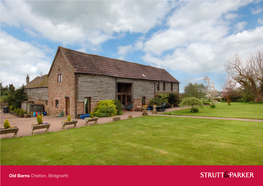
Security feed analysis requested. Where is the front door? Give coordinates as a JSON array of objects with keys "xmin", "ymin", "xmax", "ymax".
[
  {"xmin": 65, "ymin": 97, "xmax": 70, "ymax": 115},
  {"xmin": 85, "ymin": 97, "xmax": 91, "ymax": 114},
  {"xmin": 142, "ymin": 97, "xmax": 146, "ymax": 106}
]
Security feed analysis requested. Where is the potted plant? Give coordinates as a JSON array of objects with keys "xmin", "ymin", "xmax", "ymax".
[
  {"xmin": 31, "ymin": 115, "xmax": 50, "ymax": 134},
  {"xmin": 0, "ymin": 119, "xmax": 19, "ymax": 137},
  {"xmin": 24, "ymin": 112, "xmax": 31, "ymax": 118},
  {"xmin": 142, "ymin": 105, "xmax": 148, "ymax": 116},
  {"xmin": 16, "ymin": 109, "xmax": 20, "ymax": 117},
  {"xmin": 19, "ymin": 108, "xmax": 25, "ymax": 118},
  {"xmin": 61, "ymin": 115, "xmax": 78, "ymax": 130}
]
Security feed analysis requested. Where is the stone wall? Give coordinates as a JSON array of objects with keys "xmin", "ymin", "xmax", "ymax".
[
  {"xmin": 26, "ymin": 87, "xmax": 48, "ymax": 100},
  {"xmin": 48, "ymin": 50, "xmax": 77, "ymax": 117}
]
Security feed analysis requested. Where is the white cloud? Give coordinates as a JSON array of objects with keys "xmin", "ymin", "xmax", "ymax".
[
  {"xmin": 225, "ymin": 13, "xmax": 239, "ymax": 20},
  {"xmin": 233, "ymin": 21, "xmax": 247, "ymax": 33},
  {"xmin": 258, "ymin": 18, "xmax": 263, "ymax": 24},
  {"xmin": 0, "ymin": 31, "xmax": 51, "ymax": 87},
  {"xmin": 1, "ymin": 0, "xmax": 174, "ymax": 47},
  {"xmin": 251, "ymin": 6, "xmax": 263, "ymax": 14},
  {"xmin": 141, "ymin": 1, "xmax": 262, "ymax": 74},
  {"xmin": 117, "ymin": 45, "xmax": 133, "ymax": 60}
]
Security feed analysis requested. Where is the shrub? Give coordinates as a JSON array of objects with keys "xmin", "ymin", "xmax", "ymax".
[
  {"xmin": 101, "ymin": 113, "xmax": 107, "ymax": 117},
  {"xmin": 168, "ymin": 93, "xmax": 179, "ymax": 106},
  {"xmin": 94, "ymin": 100, "xmax": 117, "ymax": 117},
  {"xmin": 14, "ymin": 108, "xmax": 16, "ymax": 113},
  {"xmin": 190, "ymin": 108, "xmax": 199, "ymax": 113},
  {"xmin": 150, "ymin": 97, "xmax": 163, "ymax": 106},
  {"xmin": 90, "ymin": 111, "xmax": 94, "ymax": 118},
  {"xmin": 210, "ymin": 105, "xmax": 216, "ymax": 108},
  {"xmin": 9, "ymin": 105, "xmax": 13, "ymax": 110},
  {"xmin": 4, "ymin": 119, "xmax": 11, "ymax": 129},
  {"xmin": 114, "ymin": 99, "xmax": 123, "ymax": 115},
  {"xmin": 16, "ymin": 109, "xmax": 20, "ymax": 115},
  {"xmin": 20, "ymin": 108, "xmax": 24, "ymax": 115},
  {"xmin": 179, "ymin": 97, "xmax": 204, "ymax": 113},
  {"xmin": 37, "ymin": 114, "xmax": 43, "ymax": 124},
  {"xmin": 67, "ymin": 115, "xmax": 71, "ymax": 121}
]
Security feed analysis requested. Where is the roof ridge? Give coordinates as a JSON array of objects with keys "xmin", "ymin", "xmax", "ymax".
[{"xmin": 59, "ymin": 46, "xmax": 164, "ymax": 70}]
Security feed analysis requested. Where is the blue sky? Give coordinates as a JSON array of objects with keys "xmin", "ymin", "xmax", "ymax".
[{"xmin": 1, "ymin": 0, "xmax": 263, "ymax": 92}]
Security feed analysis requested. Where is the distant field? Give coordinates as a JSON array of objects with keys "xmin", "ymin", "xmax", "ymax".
[
  {"xmin": 1, "ymin": 116, "xmax": 262, "ymax": 165},
  {"xmin": 164, "ymin": 102, "xmax": 263, "ymax": 119}
]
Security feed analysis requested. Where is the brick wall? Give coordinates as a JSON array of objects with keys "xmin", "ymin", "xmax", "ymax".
[{"xmin": 48, "ymin": 50, "xmax": 76, "ymax": 117}]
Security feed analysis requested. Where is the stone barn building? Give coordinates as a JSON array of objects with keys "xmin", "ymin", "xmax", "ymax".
[{"xmin": 25, "ymin": 46, "xmax": 180, "ymax": 118}]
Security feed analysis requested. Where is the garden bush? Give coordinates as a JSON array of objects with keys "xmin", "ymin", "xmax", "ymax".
[
  {"xmin": 210, "ymin": 105, "xmax": 216, "ymax": 108},
  {"xmin": 190, "ymin": 108, "xmax": 199, "ymax": 113},
  {"xmin": 179, "ymin": 97, "xmax": 203, "ymax": 113},
  {"xmin": 37, "ymin": 115, "xmax": 43, "ymax": 124},
  {"xmin": 20, "ymin": 108, "xmax": 24, "ymax": 115},
  {"xmin": 168, "ymin": 93, "xmax": 179, "ymax": 106},
  {"xmin": 94, "ymin": 100, "xmax": 117, "ymax": 117},
  {"xmin": 16, "ymin": 109, "xmax": 20, "ymax": 115},
  {"xmin": 114, "ymin": 99, "xmax": 123, "ymax": 115},
  {"xmin": 4, "ymin": 119, "xmax": 11, "ymax": 129}
]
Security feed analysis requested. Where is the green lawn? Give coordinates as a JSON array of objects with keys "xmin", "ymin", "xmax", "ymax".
[
  {"xmin": 164, "ymin": 102, "xmax": 263, "ymax": 119},
  {"xmin": 1, "ymin": 116, "xmax": 262, "ymax": 165}
]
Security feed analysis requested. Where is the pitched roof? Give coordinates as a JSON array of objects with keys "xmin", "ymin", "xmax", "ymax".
[
  {"xmin": 58, "ymin": 46, "xmax": 179, "ymax": 83},
  {"xmin": 25, "ymin": 74, "xmax": 48, "ymax": 88}
]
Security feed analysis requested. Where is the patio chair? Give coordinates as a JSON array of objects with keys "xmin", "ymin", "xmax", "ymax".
[{"xmin": 56, "ymin": 111, "xmax": 64, "ymax": 117}]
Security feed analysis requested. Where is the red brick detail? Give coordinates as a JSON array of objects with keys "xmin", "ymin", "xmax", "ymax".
[{"xmin": 48, "ymin": 50, "xmax": 77, "ymax": 117}]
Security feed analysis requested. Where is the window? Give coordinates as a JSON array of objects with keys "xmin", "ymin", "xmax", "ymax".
[
  {"xmin": 171, "ymin": 83, "xmax": 173, "ymax": 91},
  {"xmin": 157, "ymin": 82, "xmax": 159, "ymax": 91},
  {"xmin": 163, "ymin": 82, "xmax": 165, "ymax": 91},
  {"xmin": 57, "ymin": 74, "xmax": 62, "ymax": 82},
  {"xmin": 55, "ymin": 100, "xmax": 59, "ymax": 108}
]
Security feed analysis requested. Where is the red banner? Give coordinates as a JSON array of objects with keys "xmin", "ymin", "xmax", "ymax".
[{"xmin": 1, "ymin": 166, "xmax": 262, "ymax": 186}]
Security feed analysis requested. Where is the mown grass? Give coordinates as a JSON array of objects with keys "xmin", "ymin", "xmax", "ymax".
[
  {"xmin": 164, "ymin": 102, "xmax": 263, "ymax": 119},
  {"xmin": 1, "ymin": 116, "xmax": 262, "ymax": 165}
]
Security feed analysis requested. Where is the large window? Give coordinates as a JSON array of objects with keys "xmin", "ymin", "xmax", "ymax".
[
  {"xmin": 171, "ymin": 83, "xmax": 173, "ymax": 91},
  {"xmin": 156, "ymin": 82, "xmax": 159, "ymax": 91},
  {"xmin": 163, "ymin": 82, "xmax": 165, "ymax": 91},
  {"xmin": 57, "ymin": 74, "xmax": 62, "ymax": 82}
]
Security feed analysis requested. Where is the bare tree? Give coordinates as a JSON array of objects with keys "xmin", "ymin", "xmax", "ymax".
[{"xmin": 225, "ymin": 50, "xmax": 263, "ymax": 102}]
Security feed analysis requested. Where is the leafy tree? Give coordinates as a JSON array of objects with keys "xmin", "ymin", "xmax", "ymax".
[
  {"xmin": 6, "ymin": 84, "xmax": 16, "ymax": 107},
  {"xmin": 179, "ymin": 97, "xmax": 204, "ymax": 112},
  {"xmin": 184, "ymin": 83, "xmax": 206, "ymax": 99},
  {"xmin": 7, "ymin": 85, "xmax": 27, "ymax": 108}
]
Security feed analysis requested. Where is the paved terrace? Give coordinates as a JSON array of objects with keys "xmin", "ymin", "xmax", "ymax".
[{"xmin": 1, "ymin": 107, "xmax": 262, "ymax": 139}]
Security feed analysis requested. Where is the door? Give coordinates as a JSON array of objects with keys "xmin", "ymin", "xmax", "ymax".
[
  {"xmin": 142, "ymin": 97, "xmax": 146, "ymax": 106},
  {"xmin": 65, "ymin": 97, "xmax": 70, "ymax": 115},
  {"xmin": 84, "ymin": 97, "xmax": 91, "ymax": 114}
]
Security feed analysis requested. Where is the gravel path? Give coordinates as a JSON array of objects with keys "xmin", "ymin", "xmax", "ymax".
[{"xmin": 1, "ymin": 107, "xmax": 262, "ymax": 139}]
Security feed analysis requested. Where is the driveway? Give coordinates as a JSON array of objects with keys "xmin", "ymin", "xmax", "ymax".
[{"xmin": 0, "ymin": 108, "xmax": 181, "ymax": 139}]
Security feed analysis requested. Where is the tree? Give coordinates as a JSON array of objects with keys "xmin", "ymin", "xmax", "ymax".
[
  {"xmin": 225, "ymin": 49, "xmax": 263, "ymax": 102},
  {"xmin": 179, "ymin": 97, "xmax": 203, "ymax": 112},
  {"xmin": 184, "ymin": 83, "xmax": 206, "ymax": 99},
  {"xmin": 222, "ymin": 76, "xmax": 236, "ymax": 105},
  {"xmin": 7, "ymin": 85, "xmax": 27, "ymax": 108},
  {"xmin": 204, "ymin": 76, "xmax": 217, "ymax": 105}
]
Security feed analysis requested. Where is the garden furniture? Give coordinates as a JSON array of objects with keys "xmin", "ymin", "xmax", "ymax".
[
  {"xmin": 0, "ymin": 127, "xmax": 19, "ymax": 137},
  {"xmin": 85, "ymin": 117, "xmax": 99, "ymax": 126}
]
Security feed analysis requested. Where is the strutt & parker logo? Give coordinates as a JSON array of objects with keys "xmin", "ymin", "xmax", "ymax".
[{"xmin": 200, "ymin": 171, "xmax": 254, "ymax": 178}]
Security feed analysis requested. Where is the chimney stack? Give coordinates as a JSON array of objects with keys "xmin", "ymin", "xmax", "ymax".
[{"xmin": 26, "ymin": 74, "xmax": 30, "ymax": 84}]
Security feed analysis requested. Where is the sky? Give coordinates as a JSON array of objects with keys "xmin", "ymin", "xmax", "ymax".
[{"xmin": 0, "ymin": 0, "xmax": 263, "ymax": 92}]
